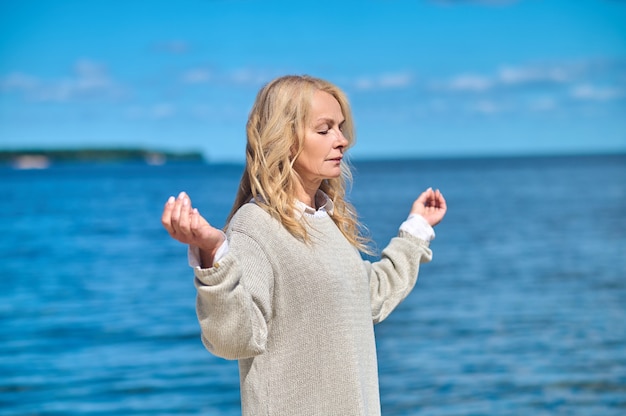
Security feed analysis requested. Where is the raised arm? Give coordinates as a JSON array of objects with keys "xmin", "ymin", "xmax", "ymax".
[
  {"xmin": 368, "ymin": 188, "xmax": 447, "ymax": 323},
  {"xmin": 162, "ymin": 192, "xmax": 272, "ymax": 359}
]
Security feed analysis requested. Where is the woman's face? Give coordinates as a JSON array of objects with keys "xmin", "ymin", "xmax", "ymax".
[{"xmin": 293, "ymin": 90, "xmax": 349, "ymax": 188}]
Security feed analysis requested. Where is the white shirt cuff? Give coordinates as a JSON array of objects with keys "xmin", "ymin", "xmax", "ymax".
[
  {"xmin": 400, "ymin": 214, "xmax": 435, "ymax": 242},
  {"xmin": 187, "ymin": 231, "xmax": 229, "ymax": 268}
]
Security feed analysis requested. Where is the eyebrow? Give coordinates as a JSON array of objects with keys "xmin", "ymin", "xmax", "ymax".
[{"xmin": 314, "ymin": 117, "xmax": 345, "ymax": 126}]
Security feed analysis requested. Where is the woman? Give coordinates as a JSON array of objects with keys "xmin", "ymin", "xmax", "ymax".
[{"xmin": 161, "ymin": 75, "xmax": 446, "ymax": 415}]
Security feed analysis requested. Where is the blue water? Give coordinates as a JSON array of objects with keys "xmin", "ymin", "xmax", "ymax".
[{"xmin": 1, "ymin": 155, "xmax": 625, "ymax": 415}]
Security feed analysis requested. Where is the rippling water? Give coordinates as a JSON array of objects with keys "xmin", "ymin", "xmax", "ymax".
[{"xmin": 1, "ymin": 155, "xmax": 625, "ymax": 415}]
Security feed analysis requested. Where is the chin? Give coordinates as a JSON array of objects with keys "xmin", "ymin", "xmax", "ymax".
[{"xmin": 326, "ymin": 170, "xmax": 342, "ymax": 179}]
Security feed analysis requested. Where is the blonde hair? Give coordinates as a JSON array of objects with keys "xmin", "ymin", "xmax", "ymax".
[{"xmin": 225, "ymin": 75, "xmax": 371, "ymax": 252}]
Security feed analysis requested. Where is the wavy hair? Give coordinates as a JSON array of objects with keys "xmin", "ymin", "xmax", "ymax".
[{"xmin": 225, "ymin": 75, "xmax": 371, "ymax": 252}]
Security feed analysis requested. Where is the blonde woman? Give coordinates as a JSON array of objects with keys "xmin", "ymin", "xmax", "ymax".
[{"xmin": 161, "ymin": 75, "xmax": 447, "ymax": 415}]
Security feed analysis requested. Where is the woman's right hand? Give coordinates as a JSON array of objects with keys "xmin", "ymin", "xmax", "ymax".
[{"xmin": 161, "ymin": 192, "xmax": 225, "ymax": 258}]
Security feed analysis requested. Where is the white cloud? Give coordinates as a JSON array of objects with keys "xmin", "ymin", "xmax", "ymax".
[
  {"xmin": 570, "ymin": 84, "xmax": 623, "ymax": 101},
  {"xmin": 354, "ymin": 77, "xmax": 374, "ymax": 90},
  {"xmin": 69, "ymin": 59, "xmax": 118, "ymax": 96},
  {"xmin": 177, "ymin": 67, "xmax": 415, "ymax": 92},
  {"xmin": 124, "ymin": 103, "xmax": 176, "ymax": 120},
  {"xmin": 470, "ymin": 99, "xmax": 505, "ymax": 114},
  {"xmin": 229, "ymin": 68, "xmax": 276, "ymax": 87},
  {"xmin": 529, "ymin": 97, "xmax": 558, "ymax": 112},
  {"xmin": 0, "ymin": 72, "xmax": 40, "ymax": 91},
  {"xmin": 178, "ymin": 66, "xmax": 285, "ymax": 89},
  {"xmin": 152, "ymin": 103, "xmax": 176, "ymax": 119},
  {"xmin": 498, "ymin": 65, "xmax": 569, "ymax": 85},
  {"xmin": 447, "ymin": 74, "xmax": 493, "ymax": 92},
  {"xmin": 1, "ymin": 59, "xmax": 126, "ymax": 102},
  {"xmin": 182, "ymin": 68, "xmax": 212, "ymax": 84},
  {"xmin": 353, "ymin": 72, "xmax": 414, "ymax": 91},
  {"xmin": 434, "ymin": 63, "xmax": 574, "ymax": 94},
  {"xmin": 378, "ymin": 72, "xmax": 413, "ymax": 88},
  {"xmin": 422, "ymin": 58, "xmax": 624, "ymax": 119}
]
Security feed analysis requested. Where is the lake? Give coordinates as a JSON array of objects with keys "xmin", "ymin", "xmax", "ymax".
[{"xmin": 1, "ymin": 155, "xmax": 624, "ymax": 415}]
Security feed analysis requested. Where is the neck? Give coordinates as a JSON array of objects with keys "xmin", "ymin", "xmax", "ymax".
[{"xmin": 295, "ymin": 179, "xmax": 321, "ymax": 209}]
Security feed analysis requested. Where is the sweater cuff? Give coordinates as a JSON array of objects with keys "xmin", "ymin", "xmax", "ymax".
[
  {"xmin": 188, "ymin": 231, "xmax": 229, "ymax": 269},
  {"xmin": 399, "ymin": 214, "xmax": 435, "ymax": 242}
]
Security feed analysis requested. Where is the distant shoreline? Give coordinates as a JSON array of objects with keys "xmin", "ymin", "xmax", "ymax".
[
  {"xmin": 352, "ymin": 151, "xmax": 626, "ymax": 164},
  {"xmin": 1, "ymin": 148, "xmax": 623, "ymax": 170},
  {"xmin": 0, "ymin": 148, "xmax": 205, "ymax": 169}
]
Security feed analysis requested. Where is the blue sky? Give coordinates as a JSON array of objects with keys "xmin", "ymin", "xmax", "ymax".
[{"xmin": 1, "ymin": 0, "xmax": 625, "ymax": 161}]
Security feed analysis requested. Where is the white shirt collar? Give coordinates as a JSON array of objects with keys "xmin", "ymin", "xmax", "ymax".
[
  {"xmin": 250, "ymin": 190, "xmax": 335, "ymax": 219},
  {"xmin": 295, "ymin": 190, "xmax": 334, "ymax": 218}
]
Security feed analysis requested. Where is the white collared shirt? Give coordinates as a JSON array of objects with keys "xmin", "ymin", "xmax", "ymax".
[
  {"xmin": 189, "ymin": 190, "xmax": 434, "ymax": 268},
  {"xmin": 294, "ymin": 189, "xmax": 335, "ymax": 218}
]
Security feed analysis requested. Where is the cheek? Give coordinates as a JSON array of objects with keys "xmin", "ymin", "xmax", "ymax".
[
  {"xmin": 294, "ymin": 150, "xmax": 321, "ymax": 176},
  {"xmin": 300, "ymin": 143, "xmax": 320, "ymax": 164},
  {"xmin": 298, "ymin": 152, "xmax": 317, "ymax": 171}
]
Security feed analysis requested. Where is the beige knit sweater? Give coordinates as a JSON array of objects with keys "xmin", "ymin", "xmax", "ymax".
[{"xmin": 194, "ymin": 202, "xmax": 432, "ymax": 415}]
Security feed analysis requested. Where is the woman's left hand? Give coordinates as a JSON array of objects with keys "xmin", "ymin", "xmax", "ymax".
[{"xmin": 410, "ymin": 188, "xmax": 447, "ymax": 227}]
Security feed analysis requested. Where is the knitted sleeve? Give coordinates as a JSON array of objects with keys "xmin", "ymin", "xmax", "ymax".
[
  {"xmin": 194, "ymin": 230, "xmax": 274, "ymax": 360},
  {"xmin": 367, "ymin": 230, "xmax": 433, "ymax": 324}
]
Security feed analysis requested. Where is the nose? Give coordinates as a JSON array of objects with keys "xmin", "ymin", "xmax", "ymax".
[{"xmin": 335, "ymin": 129, "xmax": 349, "ymax": 149}]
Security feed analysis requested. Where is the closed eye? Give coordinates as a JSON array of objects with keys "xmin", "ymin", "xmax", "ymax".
[{"xmin": 316, "ymin": 123, "xmax": 330, "ymax": 135}]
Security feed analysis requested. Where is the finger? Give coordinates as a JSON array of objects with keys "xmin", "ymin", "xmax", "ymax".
[
  {"xmin": 161, "ymin": 196, "xmax": 176, "ymax": 233},
  {"xmin": 431, "ymin": 189, "xmax": 441, "ymax": 207},
  {"xmin": 416, "ymin": 187, "xmax": 433, "ymax": 205},
  {"xmin": 191, "ymin": 208, "xmax": 199, "ymax": 236},
  {"xmin": 429, "ymin": 190, "xmax": 445, "ymax": 212},
  {"xmin": 427, "ymin": 188, "xmax": 440, "ymax": 207},
  {"xmin": 177, "ymin": 196, "xmax": 193, "ymax": 236},
  {"xmin": 170, "ymin": 192, "xmax": 187, "ymax": 232},
  {"xmin": 437, "ymin": 191, "xmax": 447, "ymax": 211}
]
